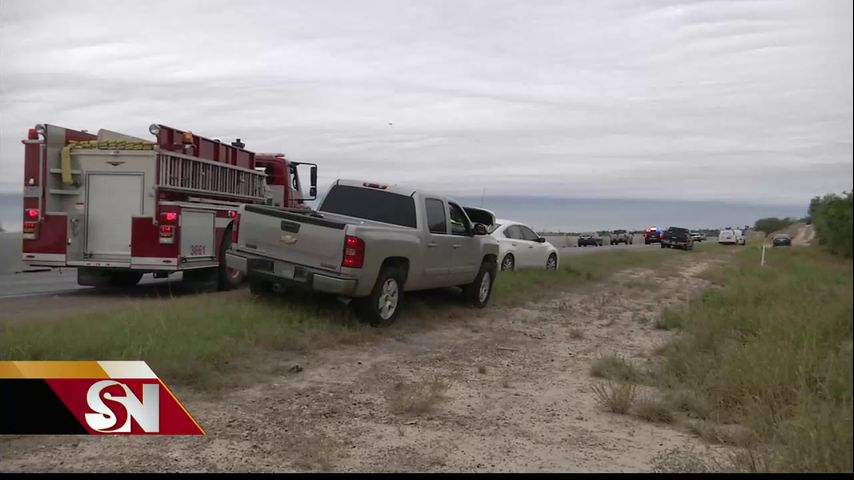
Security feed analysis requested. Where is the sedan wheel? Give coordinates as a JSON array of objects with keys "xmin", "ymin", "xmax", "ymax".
[
  {"xmin": 501, "ymin": 254, "xmax": 515, "ymax": 271},
  {"xmin": 546, "ymin": 254, "xmax": 557, "ymax": 271}
]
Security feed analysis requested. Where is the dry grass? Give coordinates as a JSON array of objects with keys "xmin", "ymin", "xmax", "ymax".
[
  {"xmin": 591, "ymin": 381, "xmax": 636, "ymax": 414},
  {"xmin": 654, "ymin": 308, "xmax": 683, "ymax": 330},
  {"xmin": 633, "ymin": 397, "xmax": 674, "ymax": 424},
  {"xmin": 569, "ymin": 328, "xmax": 584, "ymax": 339},
  {"xmin": 654, "ymin": 246, "xmax": 853, "ymax": 472},
  {"xmin": 685, "ymin": 420, "xmax": 756, "ymax": 448},
  {"xmin": 664, "ymin": 389, "xmax": 712, "ymax": 420},
  {"xmin": 590, "ymin": 354, "xmax": 644, "ymax": 382},
  {"xmin": 386, "ymin": 377, "xmax": 449, "ymax": 416},
  {"xmin": 651, "ymin": 446, "xmax": 730, "ymax": 473}
]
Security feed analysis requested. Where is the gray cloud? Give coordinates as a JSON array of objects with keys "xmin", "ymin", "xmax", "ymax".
[{"xmin": 1, "ymin": 0, "xmax": 851, "ymax": 205}]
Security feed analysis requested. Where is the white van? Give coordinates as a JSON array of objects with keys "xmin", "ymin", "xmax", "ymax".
[{"xmin": 718, "ymin": 228, "xmax": 745, "ymax": 245}]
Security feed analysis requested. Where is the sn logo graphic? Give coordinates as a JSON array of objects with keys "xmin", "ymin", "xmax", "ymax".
[{"xmin": 84, "ymin": 380, "xmax": 160, "ymax": 433}]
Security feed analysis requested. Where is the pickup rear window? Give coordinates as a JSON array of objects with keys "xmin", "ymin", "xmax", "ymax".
[{"xmin": 320, "ymin": 185, "xmax": 417, "ymax": 228}]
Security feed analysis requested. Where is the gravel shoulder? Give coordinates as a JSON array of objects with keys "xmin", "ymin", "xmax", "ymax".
[{"xmin": 0, "ymin": 251, "xmax": 732, "ymax": 472}]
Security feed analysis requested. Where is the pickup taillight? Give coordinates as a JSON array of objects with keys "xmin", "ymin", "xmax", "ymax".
[{"xmin": 342, "ymin": 235, "xmax": 365, "ymax": 268}]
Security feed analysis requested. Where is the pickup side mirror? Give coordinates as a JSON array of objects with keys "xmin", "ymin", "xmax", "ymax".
[
  {"xmin": 473, "ymin": 223, "xmax": 488, "ymax": 235},
  {"xmin": 536, "ymin": 237, "xmax": 546, "ymax": 243},
  {"xmin": 309, "ymin": 186, "xmax": 317, "ymax": 198},
  {"xmin": 310, "ymin": 165, "xmax": 317, "ymax": 188}
]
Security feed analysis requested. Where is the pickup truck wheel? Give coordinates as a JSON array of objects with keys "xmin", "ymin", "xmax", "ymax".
[
  {"xmin": 463, "ymin": 261, "xmax": 496, "ymax": 308},
  {"xmin": 359, "ymin": 267, "xmax": 404, "ymax": 327},
  {"xmin": 546, "ymin": 254, "xmax": 557, "ymax": 271},
  {"xmin": 217, "ymin": 227, "xmax": 243, "ymax": 291},
  {"xmin": 500, "ymin": 254, "xmax": 515, "ymax": 271}
]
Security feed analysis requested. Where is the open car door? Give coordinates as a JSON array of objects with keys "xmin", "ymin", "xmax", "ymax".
[{"xmin": 463, "ymin": 206, "xmax": 496, "ymax": 228}]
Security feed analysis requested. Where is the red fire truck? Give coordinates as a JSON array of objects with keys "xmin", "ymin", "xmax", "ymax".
[{"xmin": 21, "ymin": 123, "xmax": 317, "ymax": 290}]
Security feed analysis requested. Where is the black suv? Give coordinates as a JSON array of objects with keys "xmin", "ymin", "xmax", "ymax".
[{"xmin": 660, "ymin": 227, "xmax": 694, "ymax": 250}]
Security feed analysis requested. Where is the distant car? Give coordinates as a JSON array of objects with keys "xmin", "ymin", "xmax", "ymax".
[
  {"xmin": 643, "ymin": 227, "xmax": 661, "ymax": 244},
  {"xmin": 718, "ymin": 228, "xmax": 746, "ymax": 245},
  {"xmin": 690, "ymin": 231, "xmax": 706, "ymax": 242},
  {"xmin": 578, "ymin": 232, "xmax": 603, "ymax": 247},
  {"xmin": 772, "ymin": 233, "xmax": 792, "ymax": 247},
  {"xmin": 661, "ymin": 227, "xmax": 694, "ymax": 250},
  {"xmin": 491, "ymin": 220, "xmax": 559, "ymax": 271},
  {"xmin": 610, "ymin": 229, "xmax": 633, "ymax": 245}
]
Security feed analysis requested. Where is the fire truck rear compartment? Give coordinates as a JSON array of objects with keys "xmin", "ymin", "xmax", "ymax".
[{"xmin": 85, "ymin": 173, "xmax": 144, "ymax": 259}]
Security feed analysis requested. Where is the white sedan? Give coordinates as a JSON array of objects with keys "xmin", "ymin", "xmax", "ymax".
[{"xmin": 490, "ymin": 219, "xmax": 559, "ymax": 272}]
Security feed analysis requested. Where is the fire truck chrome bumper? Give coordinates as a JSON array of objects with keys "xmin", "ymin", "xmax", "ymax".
[{"xmin": 22, "ymin": 253, "xmax": 67, "ymax": 266}]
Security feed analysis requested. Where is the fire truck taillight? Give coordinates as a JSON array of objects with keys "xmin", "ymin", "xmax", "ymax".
[
  {"xmin": 159, "ymin": 225, "xmax": 175, "ymax": 244},
  {"xmin": 159, "ymin": 211, "xmax": 178, "ymax": 244},
  {"xmin": 23, "ymin": 209, "xmax": 39, "ymax": 240},
  {"xmin": 23, "ymin": 221, "xmax": 38, "ymax": 240},
  {"xmin": 342, "ymin": 235, "xmax": 365, "ymax": 268}
]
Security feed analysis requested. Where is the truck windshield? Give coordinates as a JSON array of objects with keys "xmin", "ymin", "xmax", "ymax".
[{"xmin": 320, "ymin": 185, "xmax": 417, "ymax": 228}]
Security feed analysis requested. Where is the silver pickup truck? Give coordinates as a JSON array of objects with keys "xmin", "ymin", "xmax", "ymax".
[{"xmin": 226, "ymin": 179, "xmax": 500, "ymax": 326}]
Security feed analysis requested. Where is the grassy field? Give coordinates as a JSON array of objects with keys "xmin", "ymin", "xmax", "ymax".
[
  {"xmin": 650, "ymin": 245, "xmax": 852, "ymax": 472},
  {"xmin": 1, "ymin": 249, "xmax": 672, "ymax": 390}
]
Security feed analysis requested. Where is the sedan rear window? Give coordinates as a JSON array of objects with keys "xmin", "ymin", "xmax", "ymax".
[{"xmin": 320, "ymin": 185, "xmax": 417, "ymax": 228}]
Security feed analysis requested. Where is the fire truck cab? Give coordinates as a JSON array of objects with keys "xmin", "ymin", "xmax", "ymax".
[{"xmin": 21, "ymin": 123, "xmax": 317, "ymax": 290}]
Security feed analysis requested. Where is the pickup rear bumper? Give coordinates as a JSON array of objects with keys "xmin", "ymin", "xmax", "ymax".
[{"xmin": 226, "ymin": 251, "xmax": 358, "ymax": 297}]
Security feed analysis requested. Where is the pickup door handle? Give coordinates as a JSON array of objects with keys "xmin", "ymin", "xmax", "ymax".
[
  {"xmin": 511, "ymin": 243, "xmax": 518, "ymax": 246},
  {"xmin": 452, "ymin": 244, "xmax": 461, "ymax": 249},
  {"xmin": 427, "ymin": 242, "xmax": 438, "ymax": 248}
]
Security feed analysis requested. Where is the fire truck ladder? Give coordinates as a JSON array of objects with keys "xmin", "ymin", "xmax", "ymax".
[{"xmin": 157, "ymin": 152, "xmax": 267, "ymax": 202}]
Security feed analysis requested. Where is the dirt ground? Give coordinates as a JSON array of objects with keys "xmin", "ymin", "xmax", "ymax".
[{"xmin": 0, "ymin": 252, "xmax": 732, "ymax": 472}]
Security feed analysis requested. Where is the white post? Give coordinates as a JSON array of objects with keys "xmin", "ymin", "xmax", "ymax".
[{"xmin": 761, "ymin": 244, "xmax": 766, "ymax": 267}]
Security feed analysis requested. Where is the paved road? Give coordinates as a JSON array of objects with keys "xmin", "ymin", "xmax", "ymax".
[
  {"xmin": 0, "ymin": 269, "xmax": 183, "ymax": 299},
  {"xmin": 0, "ymin": 241, "xmax": 658, "ymax": 301}
]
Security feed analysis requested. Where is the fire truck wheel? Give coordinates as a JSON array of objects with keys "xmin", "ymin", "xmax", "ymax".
[
  {"xmin": 183, "ymin": 268, "xmax": 218, "ymax": 292},
  {"xmin": 110, "ymin": 271, "xmax": 143, "ymax": 287},
  {"xmin": 217, "ymin": 227, "xmax": 243, "ymax": 291},
  {"xmin": 249, "ymin": 277, "xmax": 273, "ymax": 296}
]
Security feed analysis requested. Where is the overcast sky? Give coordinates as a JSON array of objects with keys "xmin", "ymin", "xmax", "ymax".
[{"xmin": 1, "ymin": 0, "xmax": 851, "ymax": 206}]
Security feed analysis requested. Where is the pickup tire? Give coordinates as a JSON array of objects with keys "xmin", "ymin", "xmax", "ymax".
[
  {"xmin": 358, "ymin": 267, "xmax": 405, "ymax": 327},
  {"xmin": 217, "ymin": 226, "xmax": 243, "ymax": 291},
  {"xmin": 462, "ymin": 260, "xmax": 497, "ymax": 308}
]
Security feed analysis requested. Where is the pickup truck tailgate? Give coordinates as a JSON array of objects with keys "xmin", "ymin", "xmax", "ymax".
[{"xmin": 237, "ymin": 205, "xmax": 346, "ymax": 272}]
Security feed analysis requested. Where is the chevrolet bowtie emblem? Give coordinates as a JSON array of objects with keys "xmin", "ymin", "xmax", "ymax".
[{"xmin": 280, "ymin": 234, "xmax": 297, "ymax": 245}]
